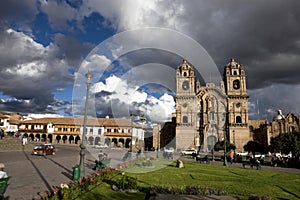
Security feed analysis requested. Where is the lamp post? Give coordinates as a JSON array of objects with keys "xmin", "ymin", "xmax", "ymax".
[
  {"xmin": 223, "ymin": 130, "xmax": 228, "ymax": 166},
  {"xmin": 233, "ymin": 130, "xmax": 236, "ymax": 154},
  {"xmin": 79, "ymin": 70, "xmax": 93, "ymax": 178}
]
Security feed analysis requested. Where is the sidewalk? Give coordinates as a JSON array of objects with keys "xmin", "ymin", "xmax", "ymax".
[{"xmin": 209, "ymin": 160, "xmax": 300, "ymax": 174}]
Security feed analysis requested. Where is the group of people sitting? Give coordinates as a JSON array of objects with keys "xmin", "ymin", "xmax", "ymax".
[
  {"xmin": 0, "ymin": 163, "xmax": 8, "ymax": 179},
  {"xmin": 98, "ymin": 150, "xmax": 108, "ymax": 162}
]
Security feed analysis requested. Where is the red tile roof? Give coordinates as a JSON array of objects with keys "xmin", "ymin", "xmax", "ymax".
[{"xmin": 20, "ymin": 117, "xmax": 142, "ymax": 128}]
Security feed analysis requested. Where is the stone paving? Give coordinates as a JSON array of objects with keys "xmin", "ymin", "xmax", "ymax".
[{"xmin": 1, "ymin": 138, "xmax": 299, "ymax": 199}]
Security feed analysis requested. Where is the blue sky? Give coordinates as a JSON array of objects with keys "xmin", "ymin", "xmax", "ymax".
[{"xmin": 0, "ymin": 0, "xmax": 300, "ymax": 123}]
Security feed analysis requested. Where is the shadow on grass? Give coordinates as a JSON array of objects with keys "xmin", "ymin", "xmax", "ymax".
[{"xmin": 275, "ymin": 185, "xmax": 300, "ymax": 199}]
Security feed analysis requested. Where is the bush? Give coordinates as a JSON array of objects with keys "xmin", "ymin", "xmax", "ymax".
[{"xmin": 147, "ymin": 185, "xmax": 228, "ymax": 196}]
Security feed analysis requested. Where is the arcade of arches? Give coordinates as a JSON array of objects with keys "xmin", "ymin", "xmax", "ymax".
[{"xmin": 20, "ymin": 132, "xmax": 134, "ymax": 148}]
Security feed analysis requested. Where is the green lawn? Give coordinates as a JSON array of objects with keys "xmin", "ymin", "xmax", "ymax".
[{"xmin": 78, "ymin": 159, "xmax": 300, "ymax": 200}]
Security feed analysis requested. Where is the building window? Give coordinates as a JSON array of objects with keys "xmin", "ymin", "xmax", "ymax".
[
  {"xmin": 183, "ymin": 116, "xmax": 188, "ymax": 123},
  {"xmin": 236, "ymin": 116, "xmax": 242, "ymax": 123},
  {"xmin": 209, "ymin": 112, "xmax": 214, "ymax": 121},
  {"xmin": 98, "ymin": 129, "xmax": 102, "ymax": 135},
  {"xmin": 233, "ymin": 79, "xmax": 240, "ymax": 89},
  {"xmin": 90, "ymin": 128, "xmax": 93, "ymax": 133}
]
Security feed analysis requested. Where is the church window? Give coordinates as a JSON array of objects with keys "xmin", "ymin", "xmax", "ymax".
[
  {"xmin": 233, "ymin": 79, "xmax": 240, "ymax": 89},
  {"xmin": 183, "ymin": 116, "xmax": 188, "ymax": 123},
  {"xmin": 236, "ymin": 116, "xmax": 242, "ymax": 123},
  {"xmin": 183, "ymin": 72, "xmax": 188, "ymax": 77},
  {"xmin": 209, "ymin": 112, "xmax": 214, "ymax": 121},
  {"xmin": 233, "ymin": 71, "xmax": 237, "ymax": 75}
]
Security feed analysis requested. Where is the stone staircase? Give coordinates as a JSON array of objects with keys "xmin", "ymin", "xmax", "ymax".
[{"xmin": 0, "ymin": 136, "xmax": 34, "ymax": 151}]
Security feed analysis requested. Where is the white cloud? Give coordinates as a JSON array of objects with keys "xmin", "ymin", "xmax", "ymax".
[
  {"xmin": 92, "ymin": 75, "xmax": 175, "ymax": 122},
  {"xmin": 79, "ymin": 0, "xmax": 185, "ymax": 31},
  {"xmin": 27, "ymin": 113, "xmax": 64, "ymax": 119}
]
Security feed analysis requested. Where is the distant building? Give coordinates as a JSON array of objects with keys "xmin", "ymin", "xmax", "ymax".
[
  {"xmin": 0, "ymin": 112, "xmax": 22, "ymax": 134},
  {"xmin": 251, "ymin": 110, "xmax": 300, "ymax": 146},
  {"xmin": 18, "ymin": 116, "xmax": 145, "ymax": 149}
]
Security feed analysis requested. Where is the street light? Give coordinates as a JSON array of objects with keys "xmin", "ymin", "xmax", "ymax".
[
  {"xmin": 79, "ymin": 70, "xmax": 93, "ymax": 178},
  {"xmin": 233, "ymin": 130, "xmax": 236, "ymax": 155},
  {"xmin": 223, "ymin": 130, "xmax": 228, "ymax": 166}
]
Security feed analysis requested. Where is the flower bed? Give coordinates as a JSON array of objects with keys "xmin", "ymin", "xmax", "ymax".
[{"xmin": 33, "ymin": 167, "xmax": 118, "ymax": 200}]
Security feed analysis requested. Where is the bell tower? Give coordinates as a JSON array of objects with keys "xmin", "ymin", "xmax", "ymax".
[
  {"xmin": 224, "ymin": 58, "xmax": 249, "ymax": 151},
  {"xmin": 175, "ymin": 59, "xmax": 198, "ymax": 150}
]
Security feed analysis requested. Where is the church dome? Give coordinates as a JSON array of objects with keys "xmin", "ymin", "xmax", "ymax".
[{"xmin": 274, "ymin": 110, "xmax": 285, "ymax": 120}]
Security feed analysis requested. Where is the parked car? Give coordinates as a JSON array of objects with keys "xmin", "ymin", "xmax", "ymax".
[
  {"xmin": 32, "ymin": 144, "xmax": 56, "ymax": 156},
  {"xmin": 253, "ymin": 152, "xmax": 265, "ymax": 159},
  {"xmin": 236, "ymin": 151, "xmax": 248, "ymax": 156},
  {"xmin": 93, "ymin": 144, "xmax": 108, "ymax": 149},
  {"xmin": 180, "ymin": 149, "xmax": 197, "ymax": 156}
]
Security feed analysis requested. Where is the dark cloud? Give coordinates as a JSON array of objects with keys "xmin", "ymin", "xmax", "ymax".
[
  {"xmin": 53, "ymin": 33, "xmax": 94, "ymax": 68},
  {"xmin": 0, "ymin": 0, "xmax": 37, "ymax": 22},
  {"xmin": 0, "ymin": 0, "xmax": 299, "ymax": 120}
]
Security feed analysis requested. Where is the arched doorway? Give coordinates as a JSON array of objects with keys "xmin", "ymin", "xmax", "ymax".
[
  {"xmin": 112, "ymin": 138, "xmax": 117, "ymax": 147},
  {"xmin": 62, "ymin": 135, "xmax": 68, "ymax": 143},
  {"xmin": 47, "ymin": 134, "xmax": 53, "ymax": 143},
  {"xmin": 29, "ymin": 133, "xmax": 34, "ymax": 142},
  {"xmin": 69, "ymin": 135, "xmax": 74, "ymax": 144},
  {"xmin": 56, "ymin": 135, "xmax": 61, "ymax": 143},
  {"xmin": 207, "ymin": 135, "xmax": 217, "ymax": 151},
  {"xmin": 95, "ymin": 137, "xmax": 101, "ymax": 145},
  {"xmin": 105, "ymin": 138, "xmax": 110, "ymax": 146},
  {"xmin": 125, "ymin": 138, "xmax": 131, "ymax": 148},
  {"xmin": 119, "ymin": 138, "xmax": 125, "ymax": 148},
  {"xmin": 41, "ymin": 134, "xmax": 47, "ymax": 142},
  {"xmin": 75, "ymin": 135, "xmax": 81, "ymax": 144},
  {"xmin": 88, "ymin": 136, "xmax": 94, "ymax": 145}
]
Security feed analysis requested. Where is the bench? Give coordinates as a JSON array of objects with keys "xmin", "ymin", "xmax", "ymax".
[
  {"xmin": 0, "ymin": 176, "xmax": 11, "ymax": 199},
  {"xmin": 242, "ymin": 156, "xmax": 261, "ymax": 170},
  {"xmin": 93, "ymin": 159, "xmax": 111, "ymax": 170},
  {"xmin": 196, "ymin": 154, "xmax": 209, "ymax": 163}
]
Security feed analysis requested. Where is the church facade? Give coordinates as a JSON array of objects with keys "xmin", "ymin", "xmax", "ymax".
[{"xmin": 174, "ymin": 58, "xmax": 250, "ymax": 152}]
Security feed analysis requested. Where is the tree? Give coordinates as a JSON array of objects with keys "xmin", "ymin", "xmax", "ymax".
[
  {"xmin": 269, "ymin": 132, "xmax": 300, "ymax": 157},
  {"xmin": 214, "ymin": 139, "xmax": 236, "ymax": 151},
  {"xmin": 243, "ymin": 140, "xmax": 266, "ymax": 155}
]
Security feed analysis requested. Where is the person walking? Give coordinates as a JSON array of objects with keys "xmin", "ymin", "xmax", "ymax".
[
  {"xmin": 98, "ymin": 150, "xmax": 104, "ymax": 161},
  {"xmin": 0, "ymin": 129, "xmax": 4, "ymax": 139},
  {"xmin": 229, "ymin": 150, "xmax": 234, "ymax": 164}
]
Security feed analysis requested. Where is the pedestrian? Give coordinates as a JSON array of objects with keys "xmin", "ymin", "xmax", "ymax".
[
  {"xmin": 0, "ymin": 163, "xmax": 8, "ymax": 179},
  {"xmin": 0, "ymin": 129, "xmax": 4, "ymax": 139},
  {"xmin": 229, "ymin": 150, "xmax": 234, "ymax": 164},
  {"xmin": 98, "ymin": 150, "xmax": 104, "ymax": 161}
]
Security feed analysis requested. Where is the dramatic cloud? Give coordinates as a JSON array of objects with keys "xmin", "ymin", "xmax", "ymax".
[
  {"xmin": 0, "ymin": 0, "xmax": 299, "ymax": 121},
  {"xmin": 0, "ymin": 28, "xmax": 72, "ymax": 113},
  {"xmin": 75, "ymin": 0, "xmax": 300, "ymax": 120},
  {"xmin": 91, "ymin": 75, "xmax": 175, "ymax": 122}
]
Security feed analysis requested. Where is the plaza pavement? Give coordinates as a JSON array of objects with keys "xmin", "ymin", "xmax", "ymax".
[{"xmin": 1, "ymin": 143, "xmax": 299, "ymax": 200}]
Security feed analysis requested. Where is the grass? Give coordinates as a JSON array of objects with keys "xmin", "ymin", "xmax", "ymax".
[{"xmin": 78, "ymin": 159, "xmax": 300, "ymax": 200}]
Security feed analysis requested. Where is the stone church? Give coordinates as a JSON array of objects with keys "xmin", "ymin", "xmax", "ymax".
[{"xmin": 174, "ymin": 58, "xmax": 250, "ymax": 152}]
